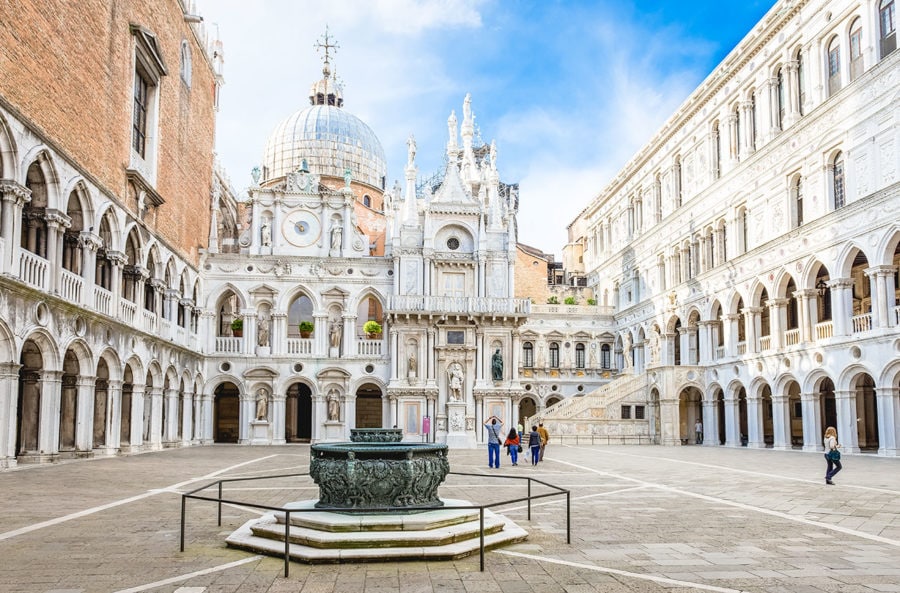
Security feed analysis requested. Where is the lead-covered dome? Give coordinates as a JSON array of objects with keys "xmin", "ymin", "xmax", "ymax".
[{"xmin": 262, "ymin": 105, "xmax": 386, "ymax": 189}]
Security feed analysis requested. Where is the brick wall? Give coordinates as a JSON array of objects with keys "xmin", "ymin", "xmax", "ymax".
[
  {"xmin": 0, "ymin": 0, "xmax": 217, "ymax": 265},
  {"xmin": 515, "ymin": 245, "xmax": 550, "ymax": 302}
]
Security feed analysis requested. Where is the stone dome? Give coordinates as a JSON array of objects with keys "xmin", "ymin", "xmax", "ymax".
[{"xmin": 262, "ymin": 104, "xmax": 387, "ymax": 190}]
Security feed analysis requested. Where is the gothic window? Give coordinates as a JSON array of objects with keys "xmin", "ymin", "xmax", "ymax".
[
  {"xmin": 180, "ymin": 40, "xmax": 192, "ymax": 88},
  {"xmin": 363, "ymin": 194, "xmax": 371, "ymax": 207},
  {"xmin": 523, "ymin": 342, "xmax": 534, "ymax": 368},
  {"xmin": 881, "ymin": 0, "xmax": 897, "ymax": 58},
  {"xmin": 791, "ymin": 174, "xmax": 804, "ymax": 228},
  {"xmin": 849, "ymin": 19, "xmax": 864, "ymax": 81},
  {"xmin": 832, "ymin": 152, "xmax": 846, "ymax": 209},
  {"xmin": 827, "ymin": 36, "xmax": 842, "ymax": 96},
  {"xmin": 549, "ymin": 342, "xmax": 560, "ymax": 368},
  {"xmin": 22, "ymin": 161, "xmax": 49, "ymax": 259},
  {"xmin": 575, "ymin": 343, "xmax": 585, "ymax": 368},
  {"xmin": 601, "ymin": 344, "xmax": 611, "ymax": 369}
]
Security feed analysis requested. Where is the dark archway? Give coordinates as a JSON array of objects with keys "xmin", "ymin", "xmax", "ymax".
[
  {"xmin": 355, "ymin": 383, "xmax": 383, "ymax": 428},
  {"xmin": 854, "ymin": 373, "xmax": 878, "ymax": 451},
  {"xmin": 819, "ymin": 377, "xmax": 837, "ymax": 431},
  {"xmin": 213, "ymin": 382, "xmax": 240, "ymax": 443},
  {"xmin": 17, "ymin": 340, "xmax": 44, "ymax": 457},
  {"xmin": 716, "ymin": 389, "xmax": 726, "ymax": 445},
  {"xmin": 787, "ymin": 381, "xmax": 802, "ymax": 448},
  {"xmin": 518, "ymin": 396, "xmax": 537, "ymax": 427},
  {"xmin": 286, "ymin": 382, "xmax": 313, "ymax": 442},
  {"xmin": 761, "ymin": 384, "xmax": 773, "ymax": 447},
  {"xmin": 737, "ymin": 386, "xmax": 748, "ymax": 446}
]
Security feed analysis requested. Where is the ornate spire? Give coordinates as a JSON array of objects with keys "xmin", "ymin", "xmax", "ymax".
[
  {"xmin": 315, "ymin": 25, "xmax": 340, "ymax": 79},
  {"xmin": 309, "ymin": 27, "xmax": 343, "ymax": 107}
]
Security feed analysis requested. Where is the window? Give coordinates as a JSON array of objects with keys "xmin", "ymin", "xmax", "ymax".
[
  {"xmin": 791, "ymin": 175, "xmax": 804, "ymax": 228},
  {"xmin": 132, "ymin": 73, "xmax": 149, "ymax": 157},
  {"xmin": 712, "ymin": 122, "xmax": 721, "ymax": 179},
  {"xmin": 443, "ymin": 272, "xmax": 465, "ymax": 297},
  {"xmin": 732, "ymin": 104, "xmax": 741, "ymax": 161},
  {"xmin": 796, "ymin": 50, "xmax": 806, "ymax": 116},
  {"xmin": 180, "ymin": 40, "xmax": 192, "ymax": 87},
  {"xmin": 621, "ymin": 405, "xmax": 631, "ymax": 419},
  {"xmin": 737, "ymin": 206, "xmax": 749, "ymax": 254},
  {"xmin": 523, "ymin": 342, "xmax": 534, "ymax": 368},
  {"xmin": 849, "ymin": 19, "xmax": 864, "ymax": 81},
  {"xmin": 575, "ymin": 343, "xmax": 585, "ymax": 368},
  {"xmin": 363, "ymin": 194, "xmax": 371, "ymax": 208},
  {"xmin": 827, "ymin": 36, "xmax": 841, "ymax": 96},
  {"xmin": 130, "ymin": 25, "xmax": 167, "ymax": 180},
  {"xmin": 776, "ymin": 68, "xmax": 785, "ymax": 130},
  {"xmin": 634, "ymin": 405, "xmax": 646, "ymax": 420},
  {"xmin": 749, "ymin": 93, "xmax": 757, "ymax": 151},
  {"xmin": 881, "ymin": 0, "xmax": 897, "ymax": 58},
  {"xmin": 549, "ymin": 342, "xmax": 560, "ymax": 368},
  {"xmin": 673, "ymin": 157, "xmax": 682, "ymax": 209},
  {"xmin": 833, "ymin": 152, "xmax": 846, "ymax": 209},
  {"xmin": 601, "ymin": 344, "xmax": 611, "ymax": 369}
]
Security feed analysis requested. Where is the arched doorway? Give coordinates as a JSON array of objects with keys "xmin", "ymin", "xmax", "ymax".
[
  {"xmin": 678, "ymin": 386, "xmax": 702, "ymax": 444},
  {"xmin": 518, "ymin": 396, "xmax": 537, "ymax": 428},
  {"xmin": 761, "ymin": 384, "xmax": 773, "ymax": 447},
  {"xmin": 213, "ymin": 382, "xmax": 240, "ymax": 443},
  {"xmin": 787, "ymin": 381, "xmax": 802, "ymax": 448},
  {"xmin": 853, "ymin": 373, "xmax": 878, "ymax": 451},
  {"xmin": 355, "ymin": 383, "xmax": 383, "ymax": 429},
  {"xmin": 59, "ymin": 349, "xmax": 79, "ymax": 455},
  {"xmin": 120, "ymin": 366, "xmax": 134, "ymax": 448},
  {"xmin": 286, "ymin": 382, "xmax": 313, "ymax": 442},
  {"xmin": 93, "ymin": 358, "xmax": 109, "ymax": 449},
  {"xmin": 716, "ymin": 389, "xmax": 726, "ymax": 445},
  {"xmin": 737, "ymin": 386, "xmax": 748, "ymax": 446},
  {"xmin": 819, "ymin": 377, "xmax": 837, "ymax": 431},
  {"xmin": 17, "ymin": 340, "xmax": 44, "ymax": 458}
]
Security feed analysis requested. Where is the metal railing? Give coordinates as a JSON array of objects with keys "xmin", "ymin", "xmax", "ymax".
[{"xmin": 180, "ymin": 470, "xmax": 570, "ymax": 576}]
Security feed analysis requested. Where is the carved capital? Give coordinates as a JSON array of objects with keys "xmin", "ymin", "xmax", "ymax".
[{"xmin": 0, "ymin": 179, "xmax": 31, "ymax": 204}]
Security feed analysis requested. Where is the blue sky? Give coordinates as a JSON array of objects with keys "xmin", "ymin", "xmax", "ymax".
[{"xmin": 202, "ymin": 0, "xmax": 772, "ymax": 255}]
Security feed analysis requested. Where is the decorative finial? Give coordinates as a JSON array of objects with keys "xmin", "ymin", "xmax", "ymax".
[{"xmin": 315, "ymin": 25, "xmax": 340, "ymax": 78}]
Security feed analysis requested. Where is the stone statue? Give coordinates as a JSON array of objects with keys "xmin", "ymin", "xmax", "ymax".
[
  {"xmin": 329, "ymin": 320, "xmax": 342, "ymax": 348},
  {"xmin": 648, "ymin": 327, "xmax": 660, "ymax": 364},
  {"xmin": 250, "ymin": 166, "xmax": 261, "ymax": 185},
  {"xmin": 622, "ymin": 332, "xmax": 633, "ymax": 371},
  {"xmin": 463, "ymin": 93, "xmax": 472, "ymax": 122},
  {"xmin": 491, "ymin": 349, "xmax": 503, "ymax": 381},
  {"xmin": 407, "ymin": 134, "xmax": 416, "ymax": 167},
  {"xmin": 257, "ymin": 314, "xmax": 270, "ymax": 347},
  {"xmin": 343, "ymin": 167, "xmax": 352, "ymax": 188},
  {"xmin": 447, "ymin": 362, "xmax": 463, "ymax": 402},
  {"xmin": 408, "ymin": 351, "xmax": 417, "ymax": 376},
  {"xmin": 260, "ymin": 220, "xmax": 271, "ymax": 246},
  {"xmin": 329, "ymin": 223, "xmax": 342, "ymax": 256},
  {"xmin": 255, "ymin": 388, "xmax": 268, "ymax": 421},
  {"xmin": 327, "ymin": 389, "xmax": 340, "ymax": 421}
]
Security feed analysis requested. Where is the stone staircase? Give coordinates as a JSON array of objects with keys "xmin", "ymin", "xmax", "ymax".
[
  {"xmin": 532, "ymin": 373, "xmax": 651, "ymax": 440},
  {"xmin": 226, "ymin": 498, "xmax": 527, "ymax": 563}
]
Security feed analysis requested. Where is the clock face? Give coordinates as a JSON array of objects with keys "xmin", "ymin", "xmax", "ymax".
[{"xmin": 282, "ymin": 210, "xmax": 321, "ymax": 247}]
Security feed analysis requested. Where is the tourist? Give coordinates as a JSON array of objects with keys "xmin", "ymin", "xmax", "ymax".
[
  {"xmin": 527, "ymin": 425, "xmax": 541, "ymax": 466},
  {"xmin": 695, "ymin": 419, "xmax": 703, "ymax": 444},
  {"xmin": 483, "ymin": 415, "xmax": 504, "ymax": 469},
  {"xmin": 516, "ymin": 421, "xmax": 524, "ymax": 443},
  {"xmin": 503, "ymin": 427, "xmax": 520, "ymax": 466},
  {"xmin": 823, "ymin": 426, "xmax": 842, "ymax": 485},
  {"xmin": 537, "ymin": 422, "xmax": 549, "ymax": 461}
]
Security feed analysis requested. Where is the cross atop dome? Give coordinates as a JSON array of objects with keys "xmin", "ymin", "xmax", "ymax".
[
  {"xmin": 309, "ymin": 26, "xmax": 343, "ymax": 107},
  {"xmin": 315, "ymin": 26, "xmax": 340, "ymax": 79}
]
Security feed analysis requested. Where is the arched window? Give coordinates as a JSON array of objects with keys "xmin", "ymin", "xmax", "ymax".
[
  {"xmin": 549, "ymin": 342, "xmax": 560, "ymax": 368},
  {"xmin": 880, "ymin": 0, "xmax": 897, "ymax": 58},
  {"xmin": 827, "ymin": 36, "xmax": 842, "ymax": 96},
  {"xmin": 657, "ymin": 254, "xmax": 666, "ymax": 292},
  {"xmin": 737, "ymin": 206, "xmax": 749, "ymax": 254},
  {"xmin": 796, "ymin": 50, "xmax": 806, "ymax": 116},
  {"xmin": 849, "ymin": 19, "xmax": 864, "ymax": 81},
  {"xmin": 180, "ymin": 40, "xmax": 192, "ymax": 88},
  {"xmin": 575, "ymin": 343, "xmax": 585, "ymax": 369},
  {"xmin": 712, "ymin": 121, "xmax": 721, "ymax": 179},
  {"xmin": 776, "ymin": 67, "xmax": 785, "ymax": 130},
  {"xmin": 523, "ymin": 342, "xmax": 534, "ymax": 368},
  {"xmin": 363, "ymin": 194, "xmax": 371, "ymax": 208},
  {"xmin": 289, "ymin": 293, "xmax": 315, "ymax": 337},
  {"xmin": 601, "ymin": 344, "xmax": 611, "ymax": 369},
  {"xmin": 832, "ymin": 152, "xmax": 846, "ymax": 209},
  {"xmin": 791, "ymin": 174, "xmax": 804, "ymax": 227}
]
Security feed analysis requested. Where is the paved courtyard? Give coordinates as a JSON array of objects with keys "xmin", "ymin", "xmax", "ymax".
[{"xmin": 1, "ymin": 444, "xmax": 899, "ymax": 593}]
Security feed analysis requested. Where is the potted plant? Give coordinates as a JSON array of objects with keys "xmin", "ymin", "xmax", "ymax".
[
  {"xmin": 230, "ymin": 317, "xmax": 243, "ymax": 337},
  {"xmin": 298, "ymin": 320, "xmax": 314, "ymax": 338},
  {"xmin": 586, "ymin": 297, "xmax": 597, "ymax": 306},
  {"xmin": 546, "ymin": 296, "xmax": 559, "ymax": 304},
  {"xmin": 363, "ymin": 320, "xmax": 382, "ymax": 339},
  {"xmin": 564, "ymin": 296, "xmax": 577, "ymax": 305}
]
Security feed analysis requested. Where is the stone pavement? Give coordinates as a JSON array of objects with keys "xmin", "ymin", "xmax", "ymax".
[{"xmin": 1, "ymin": 444, "xmax": 899, "ymax": 593}]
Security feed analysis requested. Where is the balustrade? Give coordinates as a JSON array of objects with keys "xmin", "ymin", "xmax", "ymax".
[
  {"xmin": 120, "ymin": 299, "xmax": 137, "ymax": 325},
  {"xmin": 286, "ymin": 338, "xmax": 313, "ymax": 355},
  {"xmin": 714, "ymin": 346, "xmax": 725, "ymax": 360},
  {"xmin": 215, "ymin": 337, "xmax": 242, "ymax": 354},
  {"xmin": 94, "ymin": 286, "xmax": 112, "ymax": 315},
  {"xmin": 759, "ymin": 335, "xmax": 771, "ymax": 351},
  {"xmin": 142, "ymin": 310, "xmax": 157, "ymax": 333},
  {"xmin": 59, "ymin": 268, "xmax": 83, "ymax": 303},
  {"xmin": 19, "ymin": 249, "xmax": 48, "ymax": 290},
  {"xmin": 357, "ymin": 338, "xmax": 383, "ymax": 356},
  {"xmin": 815, "ymin": 321, "xmax": 833, "ymax": 340},
  {"xmin": 852, "ymin": 313, "xmax": 872, "ymax": 333},
  {"xmin": 736, "ymin": 341, "xmax": 747, "ymax": 355},
  {"xmin": 784, "ymin": 328, "xmax": 800, "ymax": 346},
  {"xmin": 389, "ymin": 295, "xmax": 531, "ymax": 315}
]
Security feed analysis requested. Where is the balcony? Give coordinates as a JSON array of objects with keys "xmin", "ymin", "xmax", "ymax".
[
  {"xmin": 736, "ymin": 341, "xmax": 747, "ymax": 355},
  {"xmin": 759, "ymin": 335, "xmax": 771, "ymax": 351},
  {"xmin": 19, "ymin": 250, "xmax": 48, "ymax": 291},
  {"xmin": 815, "ymin": 321, "xmax": 834, "ymax": 340},
  {"xmin": 60, "ymin": 268, "xmax": 83, "ymax": 304},
  {"xmin": 388, "ymin": 295, "xmax": 530, "ymax": 315},
  {"xmin": 120, "ymin": 300, "xmax": 137, "ymax": 325},
  {"xmin": 215, "ymin": 337, "xmax": 242, "ymax": 354},
  {"xmin": 784, "ymin": 328, "xmax": 800, "ymax": 346},
  {"xmin": 94, "ymin": 287, "xmax": 112, "ymax": 316},
  {"xmin": 852, "ymin": 312, "xmax": 872, "ymax": 333},
  {"xmin": 286, "ymin": 338, "xmax": 313, "ymax": 355},
  {"xmin": 357, "ymin": 338, "xmax": 383, "ymax": 356}
]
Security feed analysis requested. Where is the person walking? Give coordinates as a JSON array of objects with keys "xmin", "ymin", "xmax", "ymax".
[
  {"xmin": 527, "ymin": 425, "xmax": 542, "ymax": 466},
  {"xmin": 483, "ymin": 415, "xmax": 504, "ymax": 469},
  {"xmin": 537, "ymin": 422, "xmax": 549, "ymax": 461},
  {"xmin": 823, "ymin": 426, "xmax": 842, "ymax": 485},
  {"xmin": 504, "ymin": 427, "xmax": 520, "ymax": 466}
]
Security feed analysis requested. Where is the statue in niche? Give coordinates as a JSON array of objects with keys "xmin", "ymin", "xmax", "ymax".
[
  {"xmin": 257, "ymin": 313, "xmax": 270, "ymax": 347},
  {"xmin": 260, "ymin": 220, "xmax": 271, "ymax": 246},
  {"xmin": 327, "ymin": 389, "xmax": 340, "ymax": 421},
  {"xmin": 622, "ymin": 333, "xmax": 633, "ymax": 371},
  {"xmin": 408, "ymin": 351, "xmax": 417, "ymax": 376},
  {"xmin": 329, "ymin": 320, "xmax": 342, "ymax": 349},
  {"xmin": 648, "ymin": 327, "xmax": 660, "ymax": 364},
  {"xmin": 329, "ymin": 223, "xmax": 342, "ymax": 256},
  {"xmin": 255, "ymin": 388, "xmax": 268, "ymax": 421},
  {"xmin": 491, "ymin": 349, "xmax": 503, "ymax": 381},
  {"xmin": 447, "ymin": 362, "xmax": 464, "ymax": 402}
]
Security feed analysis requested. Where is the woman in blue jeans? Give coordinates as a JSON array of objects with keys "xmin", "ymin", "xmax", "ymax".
[
  {"xmin": 504, "ymin": 427, "xmax": 520, "ymax": 466},
  {"xmin": 527, "ymin": 425, "xmax": 542, "ymax": 466}
]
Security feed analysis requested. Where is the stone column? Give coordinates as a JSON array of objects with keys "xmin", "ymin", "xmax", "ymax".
[
  {"xmin": 39, "ymin": 370, "xmax": 63, "ymax": 458},
  {"xmin": 740, "ymin": 100, "xmax": 753, "ymax": 158},
  {"xmin": 475, "ymin": 329, "xmax": 485, "ymax": 385},
  {"xmin": 867, "ymin": 266, "xmax": 896, "ymax": 328},
  {"xmin": 793, "ymin": 289, "xmax": 817, "ymax": 343},
  {"xmin": 181, "ymin": 389, "xmax": 194, "ymax": 445},
  {"xmin": 701, "ymin": 399, "xmax": 716, "ymax": 446},
  {"xmin": 45, "ymin": 211, "xmax": 70, "ymax": 294},
  {"xmin": 746, "ymin": 394, "xmax": 764, "ymax": 448},
  {"xmin": 243, "ymin": 310, "xmax": 257, "ymax": 356},
  {"xmin": 164, "ymin": 388, "xmax": 179, "ymax": 444},
  {"xmin": 834, "ymin": 389, "xmax": 859, "ymax": 454},
  {"xmin": 314, "ymin": 313, "xmax": 329, "ymax": 356},
  {"xmin": 271, "ymin": 312, "xmax": 287, "ymax": 356},
  {"xmin": 426, "ymin": 329, "xmax": 436, "ymax": 386},
  {"xmin": 663, "ymin": 332, "xmax": 677, "ymax": 366},
  {"xmin": 723, "ymin": 394, "xmax": 740, "ymax": 447},
  {"xmin": 727, "ymin": 113, "xmax": 739, "ymax": 166},
  {"xmin": 0, "ymin": 363, "xmax": 22, "ymax": 466},
  {"xmin": 107, "ymin": 250, "xmax": 126, "ymax": 311},
  {"xmin": 766, "ymin": 299, "xmax": 788, "ymax": 349},
  {"xmin": 875, "ymin": 387, "xmax": 899, "ymax": 456},
  {"xmin": 78, "ymin": 232, "xmax": 102, "ymax": 308},
  {"xmin": 75, "ymin": 375, "xmax": 95, "ymax": 452},
  {"xmin": 130, "ymin": 383, "xmax": 145, "ymax": 449},
  {"xmin": 722, "ymin": 314, "xmax": 740, "ymax": 358},
  {"xmin": 829, "ymin": 278, "xmax": 854, "ymax": 336},
  {"xmin": 764, "ymin": 77, "xmax": 780, "ymax": 140},
  {"xmin": 696, "ymin": 321, "xmax": 712, "ymax": 364},
  {"xmin": 800, "ymin": 391, "xmax": 821, "ymax": 452},
  {"xmin": 741, "ymin": 307, "xmax": 760, "ymax": 354},
  {"xmin": 785, "ymin": 61, "xmax": 800, "ymax": 126},
  {"xmin": 272, "ymin": 392, "xmax": 286, "ymax": 445},
  {"xmin": 0, "ymin": 180, "xmax": 31, "ymax": 273},
  {"xmin": 106, "ymin": 379, "xmax": 123, "ymax": 451},
  {"xmin": 342, "ymin": 314, "xmax": 356, "ymax": 358},
  {"xmin": 771, "ymin": 394, "xmax": 791, "ymax": 450}
]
